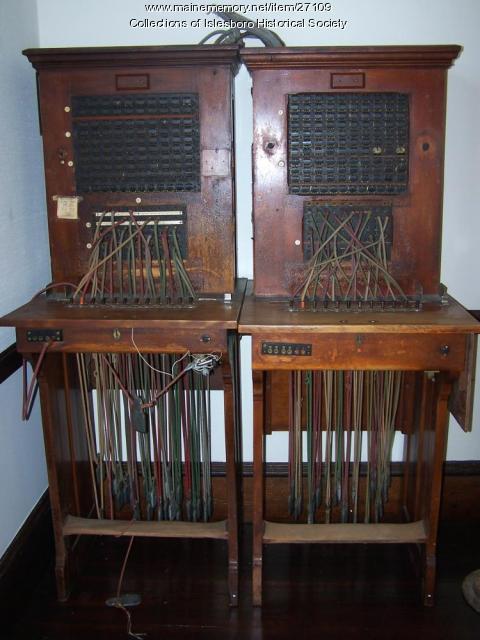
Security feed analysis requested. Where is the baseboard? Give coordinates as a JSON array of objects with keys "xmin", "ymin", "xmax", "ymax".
[
  {"xmin": 212, "ymin": 460, "xmax": 480, "ymax": 477},
  {"xmin": 0, "ymin": 490, "xmax": 53, "ymax": 622},
  {"xmin": 211, "ymin": 461, "xmax": 480, "ymax": 522}
]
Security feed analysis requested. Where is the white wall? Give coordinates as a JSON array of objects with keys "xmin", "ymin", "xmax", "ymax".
[
  {"xmin": 34, "ymin": 0, "xmax": 480, "ymax": 461},
  {"xmin": 0, "ymin": 0, "xmax": 51, "ymax": 557}
]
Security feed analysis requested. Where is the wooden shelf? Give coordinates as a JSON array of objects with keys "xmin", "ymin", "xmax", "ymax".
[
  {"xmin": 63, "ymin": 515, "xmax": 228, "ymax": 540},
  {"xmin": 263, "ymin": 520, "xmax": 427, "ymax": 544}
]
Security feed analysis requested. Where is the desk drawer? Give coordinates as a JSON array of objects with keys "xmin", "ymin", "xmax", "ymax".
[
  {"xmin": 252, "ymin": 332, "xmax": 467, "ymax": 371},
  {"xmin": 16, "ymin": 325, "xmax": 227, "ymax": 353}
]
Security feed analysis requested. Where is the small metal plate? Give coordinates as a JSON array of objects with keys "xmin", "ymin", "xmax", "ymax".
[
  {"xmin": 261, "ymin": 342, "xmax": 312, "ymax": 356},
  {"xmin": 26, "ymin": 329, "xmax": 63, "ymax": 343}
]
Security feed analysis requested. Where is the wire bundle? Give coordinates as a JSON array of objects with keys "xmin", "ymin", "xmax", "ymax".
[
  {"xmin": 73, "ymin": 211, "xmax": 196, "ymax": 304},
  {"xmin": 288, "ymin": 369, "xmax": 403, "ymax": 524},
  {"xmin": 295, "ymin": 210, "xmax": 407, "ymax": 305},
  {"xmin": 76, "ymin": 351, "xmax": 216, "ymax": 522}
]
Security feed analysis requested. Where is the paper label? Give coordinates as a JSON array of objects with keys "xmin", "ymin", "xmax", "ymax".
[{"xmin": 56, "ymin": 196, "xmax": 79, "ymax": 220}]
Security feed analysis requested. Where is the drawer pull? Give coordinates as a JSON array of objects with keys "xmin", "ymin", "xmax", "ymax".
[{"xmin": 439, "ymin": 344, "xmax": 450, "ymax": 356}]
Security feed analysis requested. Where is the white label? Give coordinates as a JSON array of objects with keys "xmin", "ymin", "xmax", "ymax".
[{"xmin": 56, "ymin": 196, "xmax": 79, "ymax": 220}]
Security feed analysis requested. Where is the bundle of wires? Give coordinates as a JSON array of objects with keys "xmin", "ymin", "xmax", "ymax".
[
  {"xmin": 288, "ymin": 369, "xmax": 403, "ymax": 524},
  {"xmin": 73, "ymin": 211, "xmax": 196, "ymax": 304},
  {"xmin": 294, "ymin": 210, "xmax": 407, "ymax": 305},
  {"xmin": 77, "ymin": 350, "xmax": 220, "ymax": 523}
]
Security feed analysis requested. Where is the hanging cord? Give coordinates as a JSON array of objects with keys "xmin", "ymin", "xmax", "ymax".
[
  {"xmin": 130, "ymin": 329, "xmax": 174, "ymax": 378},
  {"xmin": 99, "ymin": 354, "xmax": 137, "ymax": 408},
  {"xmin": 22, "ymin": 340, "xmax": 52, "ymax": 420},
  {"xmin": 31, "ymin": 282, "xmax": 78, "ymax": 300},
  {"xmin": 76, "ymin": 354, "xmax": 101, "ymax": 518},
  {"xmin": 113, "ymin": 536, "xmax": 146, "ymax": 640}
]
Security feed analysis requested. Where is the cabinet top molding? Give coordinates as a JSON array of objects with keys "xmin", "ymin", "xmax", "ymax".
[
  {"xmin": 23, "ymin": 45, "xmax": 241, "ymax": 73},
  {"xmin": 240, "ymin": 45, "xmax": 462, "ymax": 70}
]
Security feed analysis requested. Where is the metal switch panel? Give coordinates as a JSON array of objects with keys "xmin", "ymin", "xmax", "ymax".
[{"xmin": 261, "ymin": 342, "xmax": 312, "ymax": 356}]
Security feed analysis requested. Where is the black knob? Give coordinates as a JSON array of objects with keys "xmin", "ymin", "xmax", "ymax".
[{"xmin": 439, "ymin": 344, "xmax": 450, "ymax": 356}]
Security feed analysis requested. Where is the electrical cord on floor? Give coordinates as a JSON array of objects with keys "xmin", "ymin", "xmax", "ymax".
[{"xmin": 112, "ymin": 536, "xmax": 146, "ymax": 639}]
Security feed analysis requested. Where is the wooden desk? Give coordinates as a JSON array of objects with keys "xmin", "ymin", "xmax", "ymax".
[
  {"xmin": 239, "ymin": 282, "xmax": 479, "ymax": 606},
  {"xmin": 1, "ymin": 278, "xmax": 246, "ymax": 606}
]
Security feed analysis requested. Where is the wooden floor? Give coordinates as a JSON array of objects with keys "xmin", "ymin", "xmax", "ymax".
[{"xmin": 6, "ymin": 523, "xmax": 480, "ymax": 639}]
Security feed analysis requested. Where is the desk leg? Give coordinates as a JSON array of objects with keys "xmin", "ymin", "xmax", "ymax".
[
  {"xmin": 252, "ymin": 371, "xmax": 265, "ymax": 606},
  {"xmin": 423, "ymin": 373, "xmax": 451, "ymax": 606},
  {"xmin": 222, "ymin": 359, "xmax": 239, "ymax": 606},
  {"xmin": 38, "ymin": 359, "xmax": 72, "ymax": 601}
]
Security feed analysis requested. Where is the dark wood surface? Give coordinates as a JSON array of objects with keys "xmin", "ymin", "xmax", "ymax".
[
  {"xmin": 449, "ymin": 333, "xmax": 478, "ymax": 431},
  {"xmin": 5, "ymin": 521, "xmax": 480, "ymax": 639},
  {"xmin": 2, "ymin": 469, "xmax": 479, "ymax": 638},
  {"xmin": 24, "ymin": 45, "xmax": 241, "ymax": 71},
  {"xmin": 0, "ymin": 342, "xmax": 22, "ymax": 384},
  {"xmin": 239, "ymin": 288, "xmax": 479, "ymax": 383},
  {"xmin": 239, "ymin": 287, "xmax": 480, "ymax": 335},
  {"xmin": 3, "ymin": 279, "xmax": 246, "ymax": 328},
  {"xmin": 241, "ymin": 46, "xmax": 460, "ymax": 298},
  {"xmin": 240, "ymin": 45, "xmax": 462, "ymax": 69},
  {"xmin": 251, "ymin": 332, "xmax": 470, "ymax": 372},
  {"xmin": 26, "ymin": 45, "xmax": 239, "ymax": 294},
  {"xmin": 1, "ymin": 279, "xmax": 247, "ymax": 354}
]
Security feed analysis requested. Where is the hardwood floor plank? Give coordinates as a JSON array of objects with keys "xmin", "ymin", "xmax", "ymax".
[{"xmin": 6, "ymin": 522, "xmax": 480, "ymax": 639}]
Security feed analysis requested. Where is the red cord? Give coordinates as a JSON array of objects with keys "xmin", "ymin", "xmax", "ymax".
[
  {"xmin": 22, "ymin": 340, "xmax": 52, "ymax": 420},
  {"xmin": 99, "ymin": 354, "xmax": 136, "ymax": 406}
]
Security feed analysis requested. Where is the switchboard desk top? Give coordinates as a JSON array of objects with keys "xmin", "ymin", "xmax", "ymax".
[{"xmin": 2, "ymin": 279, "xmax": 247, "ymax": 354}]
